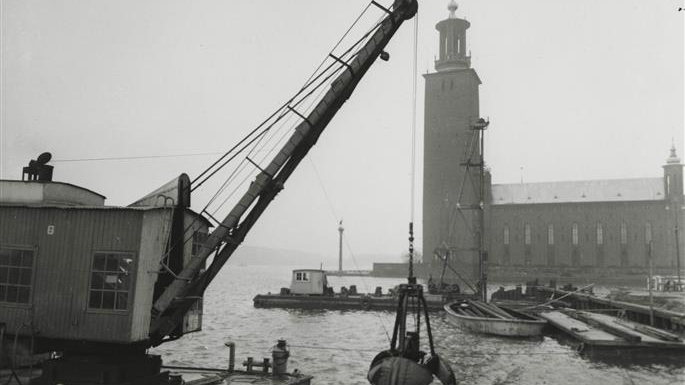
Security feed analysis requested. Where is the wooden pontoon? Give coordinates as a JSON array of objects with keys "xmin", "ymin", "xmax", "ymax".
[{"xmin": 539, "ymin": 309, "xmax": 685, "ymax": 357}]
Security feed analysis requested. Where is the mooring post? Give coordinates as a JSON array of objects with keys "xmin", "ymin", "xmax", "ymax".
[
  {"xmin": 648, "ymin": 242, "xmax": 655, "ymax": 326},
  {"xmin": 224, "ymin": 341, "xmax": 236, "ymax": 372}
]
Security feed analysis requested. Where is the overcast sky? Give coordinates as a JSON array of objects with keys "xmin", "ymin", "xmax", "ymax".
[{"xmin": 1, "ymin": 1, "xmax": 683, "ymax": 265}]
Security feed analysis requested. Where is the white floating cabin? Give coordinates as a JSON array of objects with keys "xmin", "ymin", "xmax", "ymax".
[
  {"xmin": 290, "ymin": 269, "xmax": 328, "ymax": 295},
  {"xmin": 0, "ymin": 161, "xmax": 211, "ymax": 350}
]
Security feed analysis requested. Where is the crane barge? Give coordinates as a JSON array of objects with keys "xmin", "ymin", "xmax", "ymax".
[{"xmin": 0, "ymin": 1, "xmax": 421, "ymax": 384}]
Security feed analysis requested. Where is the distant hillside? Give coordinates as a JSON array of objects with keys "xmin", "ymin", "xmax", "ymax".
[{"xmin": 228, "ymin": 245, "xmax": 399, "ymax": 270}]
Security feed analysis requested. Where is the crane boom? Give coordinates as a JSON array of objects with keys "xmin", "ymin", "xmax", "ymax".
[{"xmin": 149, "ymin": 0, "xmax": 418, "ymax": 344}]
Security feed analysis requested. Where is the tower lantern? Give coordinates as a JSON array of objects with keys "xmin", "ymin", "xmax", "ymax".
[{"xmin": 435, "ymin": 1, "xmax": 471, "ymax": 71}]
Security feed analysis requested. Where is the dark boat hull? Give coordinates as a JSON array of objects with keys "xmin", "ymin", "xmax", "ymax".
[{"xmin": 253, "ymin": 294, "xmax": 450, "ymax": 312}]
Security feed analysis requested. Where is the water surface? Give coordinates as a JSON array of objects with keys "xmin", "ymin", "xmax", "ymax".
[{"xmin": 152, "ymin": 265, "xmax": 684, "ymax": 384}]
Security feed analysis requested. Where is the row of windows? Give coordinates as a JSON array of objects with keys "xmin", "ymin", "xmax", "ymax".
[
  {"xmin": 503, "ymin": 222, "xmax": 656, "ymax": 246},
  {"xmin": 0, "ymin": 247, "xmax": 134, "ymax": 311},
  {"xmin": 498, "ymin": 249, "xmax": 668, "ymax": 268},
  {"xmin": 2, "ymin": 230, "xmax": 210, "ymax": 309}
]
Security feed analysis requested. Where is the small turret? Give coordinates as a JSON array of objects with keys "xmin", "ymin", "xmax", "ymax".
[
  {"xmin": 667, "ymin": 142, "xmax": 681, "ymax": 164},
  {"xmin": 663, "ymin": 143, "xmax": 683, "ymax": 200}
]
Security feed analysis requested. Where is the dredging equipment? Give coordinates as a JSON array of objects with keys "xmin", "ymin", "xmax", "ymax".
[{"xmin": 367, "ymin": 224, "xmax": 456, "ymax": 385}]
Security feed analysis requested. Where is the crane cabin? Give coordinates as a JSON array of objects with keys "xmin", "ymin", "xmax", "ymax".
[{"xmin": 0, "ymin": 158, "xmax": 211, "ymax": 351}]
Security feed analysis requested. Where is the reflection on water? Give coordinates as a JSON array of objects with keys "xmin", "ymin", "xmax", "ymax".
[{"xmin": 151, "ymin": 265, "xmax": 684, "ymax": 385}]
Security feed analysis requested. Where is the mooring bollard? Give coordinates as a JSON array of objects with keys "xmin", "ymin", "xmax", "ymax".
[
  {"xmin": 271, "ymin": 339, "xmax": 290, "ymax": 376},
  {"xmin": 224, "ymin": 341, "xmax": 235, "ymax": 372},
  {"xmin": 244, "ymin": 357, "xmax": 254, "ymax": 373}
]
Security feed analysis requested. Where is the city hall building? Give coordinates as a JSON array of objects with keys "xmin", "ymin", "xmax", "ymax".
[{"xmin": 415, "ymin": 3, "xmax": 685, "ymax": 280}]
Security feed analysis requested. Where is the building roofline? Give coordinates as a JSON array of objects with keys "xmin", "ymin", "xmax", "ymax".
[
  {"xmin": 490, "ymin": 198, "xmax": 677, "ymax": 208},
  {"xmin": 492, "ymin": 176, "xmax": 662, "ymax": 187}
]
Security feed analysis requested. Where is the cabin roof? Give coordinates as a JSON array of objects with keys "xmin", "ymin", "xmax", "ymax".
[
  {"xmin": 0, "ymin": 179, "xmax": 106, "ymax": 206},
  {"xmin": 0, "ymin": 203, "xmax": 212, "ymax": 227},
  {"xmin": 292, "ymin": 269, "xmax": 325, "ymax": 273},
  {"xmin": 491, "ymin": 177, "xmax": 664, "ymax": 205},
  {"xmin": 0, "ymin": 180, "xmax": 108, "ymax": 199}
]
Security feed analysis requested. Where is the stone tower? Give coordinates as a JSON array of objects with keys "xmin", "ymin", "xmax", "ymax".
[{"xmin": 423, "ymin": 1, "xmax": 482, "ymax": 277}]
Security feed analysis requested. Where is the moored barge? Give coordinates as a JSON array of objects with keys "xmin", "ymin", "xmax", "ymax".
[{"xmin": 253, "ymin": 269, "xmax": 457, "ymax": 311}]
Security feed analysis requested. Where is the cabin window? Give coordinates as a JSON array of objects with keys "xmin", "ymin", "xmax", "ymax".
[
  {"xmin": 596, "ymin": 223, "xmax": 603, "ymax": 245},
  {"xmin": 295, "ymin": 272, "xmax": 309, "ymax": 282},
  {"xmin": 88, "ymin": 252, "xmax": 133, "ymax": 310},
  {"xmin": 503, "ymin": 227, "xmax": 510, "ymax": 245},
  {"xmin": 0, "ymin": 247, "xmax": 34, "ymax": 304},
  {"xmin": 524, "ymin": 224, "xmax": 531, "ymax": 245},
  {"xmin": 547, "ymin": 224, "xmax": 554, "ymax": 245},
  {"xmin": 645, "ymin": 222, "xmax": 652, "ymax": 244},
  {"xmin": 192, "ymin": 231, "xmax": 209, "ymax": 256}
]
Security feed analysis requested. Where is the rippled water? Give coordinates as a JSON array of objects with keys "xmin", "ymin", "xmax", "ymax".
[{"xmin": 151, "ymin": 264, "xmax": 684, "ymax": 384}]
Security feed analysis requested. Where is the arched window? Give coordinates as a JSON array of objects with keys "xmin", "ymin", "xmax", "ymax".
[
  {"xmin": 524, "ymin": 224, "xmax": 531, "ymax": 245},
  {"xmin": 666, "ymin": 175, "xmax": 671, "ymax": 195},
  {"xmin": 572, "ymin": 223, "xmax": 579, "ymax": 245},
  {"xmin": 503, "ymin": 226, "xmax": 510, "ymax": 245},
  {"xmin": 596, "ymin": 223, "xmax": 603, "ymax": 245},
  {"xmin": 620, "ymin": 222, "xmax": 628, "ymax": 245},
  {"xmin": 547, "ymin": 224, "xmax": 554, "ymax": 245},
  {"xmin": 645, "ymin": 222, "xmax": 653, "ymax": 244}
]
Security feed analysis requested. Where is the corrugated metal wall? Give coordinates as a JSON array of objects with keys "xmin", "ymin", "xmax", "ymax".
[
  {"xmin": 130, "ymin": 208, "xmax": 173, "ymax": 340},
  {"xmin": 0, "ymin": 206, "xmax": 143, "ymax": 343}
]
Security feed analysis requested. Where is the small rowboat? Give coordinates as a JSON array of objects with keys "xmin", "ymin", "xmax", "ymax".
[{"xmin": 444, "ymin": 300, "xmax": 547, "ymax": 337}]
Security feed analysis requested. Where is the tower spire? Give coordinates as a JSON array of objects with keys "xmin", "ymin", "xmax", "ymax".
[
  {"xmin": 668, "ymin": 140, "xmax": 681, "ymax": 164},
  {"xmin": 448, "ymin": 0, "xmax": 458, "ymax": 19}
]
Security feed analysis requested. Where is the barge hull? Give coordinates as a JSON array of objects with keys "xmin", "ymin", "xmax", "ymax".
[{"xmin": 253, "ymin": 294, "xmax": 446, "ymax": 312}]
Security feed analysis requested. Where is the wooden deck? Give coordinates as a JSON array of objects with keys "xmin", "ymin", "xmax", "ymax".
[
  {"xmin": 531, "ymin": 286, "xmax": 685, "ymax": 332},
  {"xmin": 539, "ymin": 309, "xmax": 685, "ymax": 355}
]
